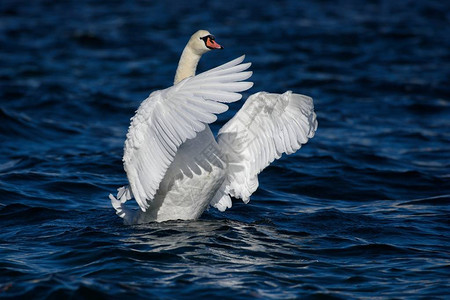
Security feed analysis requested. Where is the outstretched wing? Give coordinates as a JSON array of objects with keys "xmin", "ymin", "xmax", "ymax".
[
  {"xmin": 211, "ymin": 91, "xmax": 317, "ymax": 211},
  {"xmin": 123, "ymin": 56, "xmax": 253, "ymax": 211}
]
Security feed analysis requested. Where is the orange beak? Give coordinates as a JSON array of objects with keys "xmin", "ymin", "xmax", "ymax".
[{"xmin": 206, "ymin": 37, "xmax": 223, "ymax": 50}]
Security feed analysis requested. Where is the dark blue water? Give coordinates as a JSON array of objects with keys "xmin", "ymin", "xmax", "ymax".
[{"xmin": 1, "ymin": 0, "xmax": 449, "ymax": 298}]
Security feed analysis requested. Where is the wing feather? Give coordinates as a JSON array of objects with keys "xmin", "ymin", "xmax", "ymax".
[
  {"xmin": 198, "ymin": 56, "xmax": 246, "ymax": 74},
  {"xmin": 212, "ymin": 91, "xmax": 317, "ymax": 211},
  {"xmin": 123, "ymin": 56, "xmax": 253, "ymax": 211}
]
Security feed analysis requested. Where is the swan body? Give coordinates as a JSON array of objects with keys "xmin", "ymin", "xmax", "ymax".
[{"xmin": 110, "ymin": 30, "xmax": 317, "ymax": 224}]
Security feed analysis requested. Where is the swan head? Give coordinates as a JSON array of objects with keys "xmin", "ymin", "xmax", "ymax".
[
  {"xmin": 174, "ymin": 30, "xmax": 223, "ymax": 84},
  {"xmin": 188, "ymin": 30, "xmax": 223, "ymax": 55}
]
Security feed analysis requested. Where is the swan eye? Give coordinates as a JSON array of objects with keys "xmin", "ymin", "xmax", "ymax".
[{"xmin": 200, "ymin": 35, "xmax": 214, "ymax": 42}]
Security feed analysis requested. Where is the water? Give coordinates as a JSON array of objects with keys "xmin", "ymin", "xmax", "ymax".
[{"xmin": 1, "ymin": 0, "xmax": 449, "ymax": 298}]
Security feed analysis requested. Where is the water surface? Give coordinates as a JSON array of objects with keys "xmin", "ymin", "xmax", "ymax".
[{"xmin": 1, "ymin": 0, "xmax": 449, "ymax": 298}]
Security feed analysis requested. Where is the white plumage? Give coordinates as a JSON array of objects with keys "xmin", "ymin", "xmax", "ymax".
[
  {"xmin": 211, "ymin": 91, "xmax": 317, "ymax": 211},
  {"xmin": 110, "ymin": 30, "xmax": 317, "ymax": 224}
]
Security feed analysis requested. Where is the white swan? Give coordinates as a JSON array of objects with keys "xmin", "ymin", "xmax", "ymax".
[{"xmin": 109, "ymin": 30, "xmax": 317, "ymax": 224}]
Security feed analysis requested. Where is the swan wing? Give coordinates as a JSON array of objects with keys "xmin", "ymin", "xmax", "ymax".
[
  {"xmin": 123, "ymin": 56, "xmax": 253, "ymax": 211},
  {"xmin": 211, "ymin": 91, "xmax": 317, "ymax": 211}
]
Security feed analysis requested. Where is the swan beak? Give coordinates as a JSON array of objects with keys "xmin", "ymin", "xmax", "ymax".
[{"xmin": 207, "ymin": 38, "xmax": 223, "ymax": 50}]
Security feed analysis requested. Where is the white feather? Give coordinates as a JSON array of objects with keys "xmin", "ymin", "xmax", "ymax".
[
  {"xmin": 122, "ymin": 56, "xmax": 253, "ymax": 212},
  {"xmin": 212, "ymin": 91, "xmax": 318, "ymax": 210}
]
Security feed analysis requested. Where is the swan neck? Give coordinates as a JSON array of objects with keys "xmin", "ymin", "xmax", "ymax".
[{"xmin": 174, "ymin": 46, "xmax": 202, "ymax": 84}]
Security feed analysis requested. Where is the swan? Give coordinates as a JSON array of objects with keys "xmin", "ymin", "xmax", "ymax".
[{"xmin": 109, "ymin": 30, "xmax": 318, "ymax": 224}]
